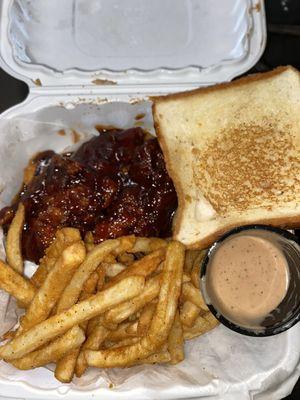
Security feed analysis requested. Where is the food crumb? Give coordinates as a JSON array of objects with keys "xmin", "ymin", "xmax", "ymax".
[
  {"xmin": 135, "ymin": 113, "xmax": 145, "ymax": 121},
  {"xmin": 57, "ymin": 129, "xmax": 66, "ymax": 136},
  {"xmin": 71, "ymin": 130, "xmax": 81, "ymax": 144},
  {"xmin": 32, "ymin": 78, "xmax": 42, "ymax": 86},
  {"xmin": 92, "ymin": 79, "xmax": 116, "ymax": 85}
]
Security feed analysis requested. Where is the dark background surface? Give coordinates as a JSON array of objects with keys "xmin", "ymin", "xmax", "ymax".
[{"xmin": 0, "ymin": 0, "xmax": 299, "ymax": 398}]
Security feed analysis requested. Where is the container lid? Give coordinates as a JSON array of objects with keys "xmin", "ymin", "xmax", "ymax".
[{"xmin": 0, "ymin": 0, "xmax": 266, "ymax": 92}]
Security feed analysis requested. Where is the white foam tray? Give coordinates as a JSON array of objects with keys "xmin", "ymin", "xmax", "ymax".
[{"xmin": 2, "ymin": 2, "xmax": 297, "ymax": 400}]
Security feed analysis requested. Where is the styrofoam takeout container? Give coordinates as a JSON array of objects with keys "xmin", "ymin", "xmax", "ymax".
[{"xmin": 0, "ymin": 1, "xmax": 299, "ymax": 399}]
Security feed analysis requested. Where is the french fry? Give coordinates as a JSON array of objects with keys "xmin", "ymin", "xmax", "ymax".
[
  {"xmin": 80, "ymin": 324, "xmax": 109, "ymax": 353},
  {"xmin": 75, "ymin": 325, "xmax": 109, "ymax": 378},
  {"xmin": 137, "ymin": 303, "xmax": 156, "ymax": 335},
  {"xmin": 190, "ymin": 251, "xmax": 205, "ymax": 289},
  {"xmin": 96, "ymin": 265, "xmax": 106, "ymax": 291},
  {"xmin": 2, "ymin": 330, "xmax": 16, "ymax": 341},
  {"xmin": 86, "ymin": 315, "xmax": 102, "ymax": 336},
  {"xmin": 0, "ymin": 260, "xmax": 36, "ymax": 307},
  {"xmin": 31, "ymin": 228, "xmax": 81, "ymax": 288},
  {"xmin": 180, "ymin": 301, "xmax": 200, "ymax": 327},
  {"xmin": 0, "ymin": 275, "xmax": 144, "ymax": 361},
  {"xmin": 56, "ymin": 237, "xmax": 135, "ymax": 313},
  {"xmin": 105, "ymin": 262, "xmax": 126, "ymax": 278},
  {"xmin": 103, "ymin": 248, "xmax": 165, "ymax": 290},
  {"xmin": 130, "ymin": 237, "xmax": 167, "ymax": 254},
  {"xmin": 126, "ymin": 321, "xmax": 139, "ymax": 336},
  {"xmin": 183, "ymin": 312, "xmax": 219, "ymax": 340},
  {"xmin": 108, "ymin": 337, "xmax": 140, "ymax": 349},
  {"xmin": 84, "ymin": 231, "xmax": 95, "ymax": 252},
  {"xmin": 108, "ymin": 321, "xmax": 138, "ymax": 342},
  {"xmin": 181, "ymin": 282, "xmax": 208, "ymax": 311},
  {"xmin": 183, "ymin": 250, "xmax": 199, "ymax": 274},
  {"xmin": 55, "ymin": 261, "xmax": 99, "ymax": 370},
  {"xmin": 6, "ymin": 203, "xmax": 25, "ymax": 274},
  {"xmin": 104, "ymin": 274, "xmax": 161, "ymax": 324},
  {"xmin": 18, "ymin": 242, "xmax": 86, "ymax": 333},
  {"xmin": 118, "ymin": 252, "xmax": 135, "ymax": 265},
  {"xmin": 82, "ymin": 271, "xmax": 99, "ymax": 296},
  {"xmin": 11, "ymin": 326, "xmax": 85, "ymax": 370},
  {"xmin": 54, "ymin": 264, "xmax": 99, "ymax": 381},
  {"xmin": 85, "ymin": 241, "xmax": 184, "ymax": 368},
  {"xmin": 183, "ymin": 273, "xmax": 191, "ymax": 283},
  {"xmin": 103, "ymin": 254, "xmax": 116, "ymax": 264},
  {"xmin": 168, "ymin": 311, "xmax": 184, "ymax": 364},
  {"xmin": 54, "ymin": 348, "xmax": 81, "ymax": 383}
]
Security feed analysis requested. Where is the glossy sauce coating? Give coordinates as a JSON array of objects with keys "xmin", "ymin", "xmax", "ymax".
[
  {"xmin": 206, "ymin": 233, "xmax": 289, "ymax": 327},
  {"xmin": 0, "ymin": 128, "xmax": 177, "ymax": 263}
]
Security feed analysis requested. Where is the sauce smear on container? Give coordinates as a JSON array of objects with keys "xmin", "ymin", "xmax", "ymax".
[{"xmin": 206, "ymin": 232, "xmax": 289, "ymax": 328}]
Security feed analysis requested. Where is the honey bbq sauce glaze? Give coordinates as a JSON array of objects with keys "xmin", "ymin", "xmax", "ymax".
[{"xmin": 0, "ymin": 127, "xmax": 177, "ymax": 263}]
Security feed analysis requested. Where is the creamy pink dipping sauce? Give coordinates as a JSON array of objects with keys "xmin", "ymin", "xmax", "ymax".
[{"xmin": 206, "ymin": 232, "xmax": 290, "ymax": 328}]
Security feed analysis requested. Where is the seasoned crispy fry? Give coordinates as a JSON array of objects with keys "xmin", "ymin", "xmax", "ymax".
[
  {"xmin": 85, "ymin": 325, "xmax": 108, "ymax": 347},
  {"xmin": 118, "ymin": 252, "xmax": 135, "ymax": 265},
  {"xmin": 2, "ymin": 330, "xmax": 16, "ymax": 341},
  {"xmin": 82, "ymin": 271, "xmax": 98, "ymax": 296},
  {"xmin": 130, "ymin": 237, "xmax": 167, "ymax": 254},
  {"xmin": 86, "ymin": 315, "xmax": 102, "ymax": 336},
  {"xmin": 108, "ymin": 321, "xmax": 138, "ymax": 342},
  {"xmin": 96, "ymin": 266, "xmax": 106, "ymax": 291},
  {"xmin": 81, "ymin": 325, "xmax": 109, "ymax": 352},
  {"xmin": 137, "ymin": 303, "xmax": 156, "ymax": 335},
  {"xmin": 99, "ymin": 318, "xmax": 118, "ymax": 331},
  {"xmin": 103, "ymin": 254, "xmax": 116, "ymax": 264},
  {"xmin": 105, "ymin": 262, "xmax": 126, "ymax": 278},
  {"xmin": 85, "ymin": 241, "xmax": 184, "ymax": 368},
  {"xmin": 31, "ymin": 228, "xmax": 81, "ymax": 288},
  {"xmin": 190, "ymin": 251, "xmax": 205, "ymax": 289},
  {"xmin": 108, "ymin": 337, "xmax": 140, "ymax": 349},
  {"xmin": 183, "ymin": 312, "xmax": 219, "ymax": 340},
  {"xmin": 84, "ymin": 231, "xmax": 95, "ymax": 252},
  {"xmin": 168, "ymin": 311, "xmax": 184, "ymax": 364},
  {"xmin": 56, "ymin": 237, "xmax": 135, "ymax": 313},
  {"xmin": 19, "ymin": 242, "xmax": 86, "ymax": 333},
  {"xmin": 6, "ymin": 203, "xmax": 25, "ymax": 274},
  {"xmin": 54, "ymin": 264, "xmax": 98, "ymax": 381},
  {"xmin": 183, "ymin": 273, "xmax": 191, "ymax": 283},
  {"xmin": 0, "ymin": 260, "xmax": 36, "ymax": 307},
  {"xmin": 183, "ymin": 250, "xmax": 199, "ymax": 274},
  {"xmin": 103, "ymin": 248, "xmax": 165, "ymax": 290},
  {"xmin": 104, "ymin": 274, "xmax": 161, "ymax": 324},
  {"xmin": 180, "ymin": 301, "xmax": 200, "ymax": 327},
  {"xmin": 54, "ymin": 348, "xmax": 81, "ymax": 383},
  {"xmin": 55, "ymin": 260, "xmax": 99, "ymax": 376},
  {"xmin": 75, "ymin": 325, "xmax": 109, "ymax": 378},
  {"xmin": 11, "ymin": 326, "xmax": 85, "ymax": 370},
  {"xmin": 181, "ymin": 282, "xmax": 208, "ymax": 311},
  {"xmin": 0, "ymin": 275, "xmax": 144, "ymax": 361},
  {"xmin": 126, "ymin": 321, "xmax": 139, "ymax": 336}
]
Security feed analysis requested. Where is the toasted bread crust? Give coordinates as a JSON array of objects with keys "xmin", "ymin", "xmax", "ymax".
[
  {"xmin": 152, "ymin": 103, "xmax": 185, "ymax": 241},
  {"xmin": 184, "ymin": 215, "xmax": 300, "ymax": 250},
  {"xmin": 152, "ymin": 66, "xmax": 299, "ymax": 103}
]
